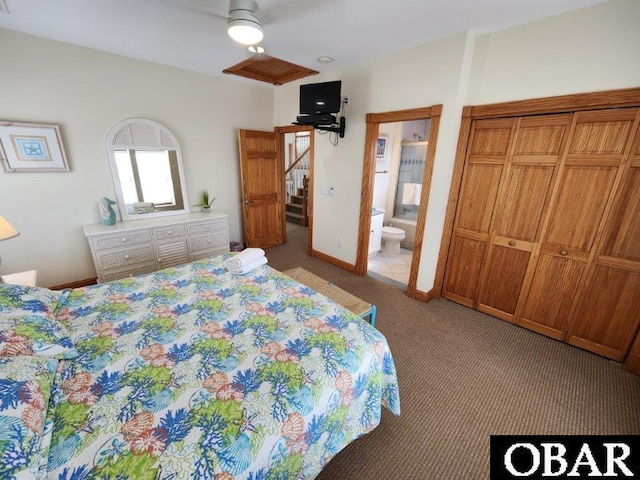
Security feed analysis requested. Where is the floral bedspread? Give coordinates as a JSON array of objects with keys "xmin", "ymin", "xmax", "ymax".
[{"xmin": 47, "ymin": 256, "xmax": 400, "ymax": 479}]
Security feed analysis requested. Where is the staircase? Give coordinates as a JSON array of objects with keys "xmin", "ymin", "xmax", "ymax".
[
  {"xmin": 285, "ymin": 133, "xmax": 310, "ymax": 226},
  {"xmin": 286, "ymin": 176, "xmax": 308, "ymax": 226}
]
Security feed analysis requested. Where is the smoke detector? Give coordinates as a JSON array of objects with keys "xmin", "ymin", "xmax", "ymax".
[{"xmin": 317, "ymin": 56, "xmax": 333, "ymax": 64}]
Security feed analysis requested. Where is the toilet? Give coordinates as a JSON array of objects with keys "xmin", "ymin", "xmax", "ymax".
[{"xmin": 381, "ymin": 226, "xmax": 406, "ymax": 254}]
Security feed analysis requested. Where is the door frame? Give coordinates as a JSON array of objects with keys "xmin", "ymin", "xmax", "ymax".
[
  {"xmin": 275, "ymin": 124, "xmax": 314, "ymax": 255},
  {"xmin": 355, "ymin": 105, "xmax": 443, "ymax": 301},
  {"xmin": 433, "ymin": 86, "xmax": 640, "ymax": 298}
]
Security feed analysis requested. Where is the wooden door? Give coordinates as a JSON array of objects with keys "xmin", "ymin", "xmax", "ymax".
[
  {"xmin": 442, "ymin": 118, "xmax": 515, "ymax": 306},
  {"xmin": 476, "ymin": 115, "xmax": 571, "ymax": 322},
  {"xmin": 521, "ymin": 109, "xmax": 638, "ymax": 347},
  {"xmin": 567, "ymin": 114, "xmax": 640, "ymax": 360},
  {"xmin": 238, "ymin": 129, "xmax": 284, "ymax": 248}
]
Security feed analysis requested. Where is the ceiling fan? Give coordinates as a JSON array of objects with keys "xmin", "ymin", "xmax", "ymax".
[
  {"xmin": 155, "ymin": 0, "xmax": 345, "ymax": 48},
  {"xmin": 226, "ymin": 0, "xmax": 264, "ymax": 45}
]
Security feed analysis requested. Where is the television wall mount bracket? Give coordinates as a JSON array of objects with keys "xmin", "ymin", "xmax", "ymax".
[{"xmin": 294, "ymin": 116, "xmax": 345, "ymax": 138}]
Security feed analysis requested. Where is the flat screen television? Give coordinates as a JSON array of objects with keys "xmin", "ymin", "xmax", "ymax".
[{"xmin": 300, "ymin": 80, "xmax": 341, "ymax": 114}]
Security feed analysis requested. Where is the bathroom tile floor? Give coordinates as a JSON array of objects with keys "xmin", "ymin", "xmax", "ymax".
[{"xmin": 367, "ymin": 248, "xmax": 413, "ymax": 285}]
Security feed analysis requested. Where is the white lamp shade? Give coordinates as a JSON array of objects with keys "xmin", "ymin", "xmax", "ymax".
[
  {"xmin": 227, "ymin": 20, "xmax": 264, "ymax": 45},
  {"xmin": 0, "ymin": 215, "xmax": 18, "ymax": 241},
  {"xmin": 227, "ymin": 0, "xmax": 263, "ymax": 46}
]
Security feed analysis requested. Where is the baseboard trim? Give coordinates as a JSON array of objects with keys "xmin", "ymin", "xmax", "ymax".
[
  {"xmin": 311, "ymin": 249, "xmax": 358, "ymax": 274},
  {"xmin": 50, "ymin": 278, "xmax": 97, "ymax": 290},
  {"xmin": 408, "ymin": 287, "xmax": 435, "ymax": 303}
]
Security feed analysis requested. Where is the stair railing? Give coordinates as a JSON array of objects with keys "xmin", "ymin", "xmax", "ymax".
[
  {"xmin": 285, "ymin": 134, "xmax": 310, "ymax": 225},
  {"xmin": 285, "ymin": 134, "xmax": 310, "ymax": 203}
]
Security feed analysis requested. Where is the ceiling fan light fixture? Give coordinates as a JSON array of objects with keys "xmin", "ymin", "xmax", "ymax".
[
  {"xmin": 227, "ymin": 0, "xmax": 264, "ymax": 46},
  {"xmin": 228, "ymin": 21, "xmax": 264, "ymax": 45}
]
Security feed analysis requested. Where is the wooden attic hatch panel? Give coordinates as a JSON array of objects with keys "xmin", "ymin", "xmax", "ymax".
[{"xmin": 223, "ymin": 54, "xmax": 318, "ymax": 85}]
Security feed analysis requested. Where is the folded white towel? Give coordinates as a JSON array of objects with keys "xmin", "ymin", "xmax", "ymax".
[
  {"xmin": 402, "ymin": 183, "xmax": 422, "ymax": 205},
  {"xmin": 224, "ymin": 248, "xmax": 265, "ymax": 270},
  {"xmin": 228, "ymin": 256, "xmax": 268, "ymax": 275}
]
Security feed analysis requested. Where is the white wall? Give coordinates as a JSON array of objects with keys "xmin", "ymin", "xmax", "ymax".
[
  {"xmin": 0, "ymin": 29, "xmax": 273, "ymax": 287},
  {"xmin": 372, "ymin": 122, "xmax": 396, "ymax": 213},
  {"xmin": 383, "ymin": 123, "xmax": 403, "ymax": 224},
  {"xmin": 274, "ymin": 0, "xmax": 640, "ymax": 294},
  {"xmin": 467, "ymin": 0, "xmax": 640, "ymax": 104},
  {"xmin": 275, "ymin": 32, "xmax": 474, "ymax": 293},
  {"xmin": 3, "ymin": 0, "xmax": 638, "ymax": 291}
]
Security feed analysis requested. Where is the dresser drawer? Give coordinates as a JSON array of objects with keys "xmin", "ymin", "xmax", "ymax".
[
  {"xmin": 96, "ymin": 245, "xmax": 155, "ymax": 271},
  {"xmin": 187, "ymin": 219, "xmax": 226, "ymax": 235},
  {"xmin": 152, "ymin": 224, "xmax": 186, "ymax": 241},
  {"xmin": 91, "ymin": 230, "xmax": 152, "ymax": 251},
  {"xmin": 154, "ymin": 240, "xmax": 189, "ymax": 269},
  {"xmin": 100, "ymin": 263, "xmax": 157, "ymax": 283},
  {"xmin": 190, "ymin": 247, "xmax": 229, "ymax": 262},
  {"xmin": 188, "ymin": 231, "xmax": 229, "ymax": 254},
  {"xmin": 84, "ymin": 212, "xmax": 230, "ymax": 284}
]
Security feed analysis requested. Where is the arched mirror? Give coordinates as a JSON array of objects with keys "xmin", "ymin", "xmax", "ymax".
[{"xmin": 106, "ymin": 118, "xmax": 189, "ymax": 221}]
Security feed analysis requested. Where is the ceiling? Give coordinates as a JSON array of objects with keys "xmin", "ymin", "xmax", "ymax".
[{"xmin": 0, "ymin": 0, "xmax": 607, "ymax": 84}]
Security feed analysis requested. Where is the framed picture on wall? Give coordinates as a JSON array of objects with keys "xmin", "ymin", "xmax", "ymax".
[
  {"xmin": 376, "ymin": 135, "xmax": 387, "ymax": 160},
  {"xmin": 0, "ymin": 121, "xmax": 70, "ymax": 173}
]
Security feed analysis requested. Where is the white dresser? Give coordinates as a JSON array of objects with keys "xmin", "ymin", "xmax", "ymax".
[{"xmin": 83, "ymin": 212, "xmax": 230, "ymax": 283}]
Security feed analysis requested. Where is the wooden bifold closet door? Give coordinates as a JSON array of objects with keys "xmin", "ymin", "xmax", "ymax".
[{"xmin": 443, "ymin": 107, "xmax": 640, "ymax": 362}]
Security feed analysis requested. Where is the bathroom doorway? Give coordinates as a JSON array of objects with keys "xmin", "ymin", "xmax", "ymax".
[
  {"xmin": 367, "ymin": 120, "xmax": 430, "ymax": 288},
  {"xmin": 355, "ymin": 106, "xmax": 443, "ymax": 300}
]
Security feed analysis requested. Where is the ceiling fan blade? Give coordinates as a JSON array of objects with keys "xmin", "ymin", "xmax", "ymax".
[
  {"xmin": 142, "ymin": 0, "xmax": 228, "ymax": 20},
  {"xmin": 260, "ymin": 0, "xmax": 346, "ymax": 25}
]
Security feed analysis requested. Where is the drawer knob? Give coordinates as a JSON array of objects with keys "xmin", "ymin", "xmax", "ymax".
[
  {"xmin": 560, "ymin": 250, "xmax": 568, "ymax": 256},
  {"xmin": 168, "ymin": 230, "xmax": 172, "ymax": 235},
  {"xmin": 206, "ymin": 225, "xmax": 210, "ymax": 229},
  {"xmin": 508, "ymin": 240, "xmax": 516, "ymax": 247},
  {"xmin": 124, "ymin": 254, "xmax": 130, "ymax": 260},
  {"xmin": 121, "ymin": 238, "xmax": 127, "ymax": 242},
  {"xmin": 207, "ymin": 240, "xmax": 211, "ymax": 243},
  {"xmin": 158, "ymin": 258, "xmax": 163, "ymax": 262}
]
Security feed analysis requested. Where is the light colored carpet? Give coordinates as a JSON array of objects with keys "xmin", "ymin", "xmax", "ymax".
[{"xmin": 266, "ymin": 223, "xmax": 640, "ymax": 479}]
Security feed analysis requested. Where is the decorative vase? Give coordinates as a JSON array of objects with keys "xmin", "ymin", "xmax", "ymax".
[
  {"xmin": 99, "ymin": 197, "xmax": 117, "ymax": 225},
  {"xmin": 202, "ymin": 205, "xmax": 211, "ymax": 213}
]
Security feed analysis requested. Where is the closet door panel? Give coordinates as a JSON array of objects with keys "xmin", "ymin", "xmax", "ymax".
[
  {"xmin": 524, "ymin": 111, "xmax": 636, "ymax": 341},
  {"xmin": 601, "ymin": 164, "xmax": 640, "ymax": 262},
  {"xmin": 477, "ymin": 115, "xmax": 570, "ymax": 323},
  {"xmin": 569, "ymin": 115, "xmax": 634, "ymax": 157},
  {"xmin": 568, "ymin": 129, "xmax": 640, "ymax": 360},
  {"xmin": 468, "ymin": 120, "xmax": 513, "ymax": 156},
  {"xmin": 455, "ymin": 163, "xmax": 503, "ymax": 233},
  {"xmin": 543, "ymin": 166, "xmax": 618, "ymax": 251},
  {"xmin": 443, "ymin": 236, "xmax": 486, "ymax": 306},
  {"xmin": 545, "ymin": 110, "xmax": 636, "ymax": 251},
  {"xmin": 443, "ymin": 118, "xmax": 515, "ymax": 304},
  {"xmin": 513, "ymin": 122, "xmax": 567, "ymax": 159},
  {"xmin": 477, "ymin": 246, "xmax": 530, "ymax": 320},
  {"xmin": 520, "ymin": 255, "xmax": 585, "ymax": 339},
  {"xmin": 442, "ymin": 162, "xmax": 501, "ymax": 304},
  {"xmin": 568, "ymin": 266, "xmax": 640, "ymax": 360},
  {"xmin": 493, "ymin": 165, "xmax": 555, "ymax": 242}
]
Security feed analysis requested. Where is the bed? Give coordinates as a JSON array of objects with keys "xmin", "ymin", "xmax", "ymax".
[{"xmin": 0, "ymin": 255, "xmax": 400, "ymax": 479}]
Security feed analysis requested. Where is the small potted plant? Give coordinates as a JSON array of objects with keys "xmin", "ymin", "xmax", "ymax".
[{"xmin": 194, "ymin": 189, "xmax": 216, "ymax": 213}]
